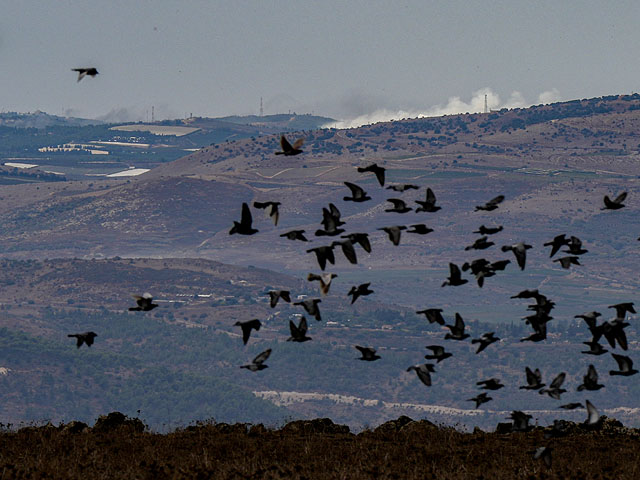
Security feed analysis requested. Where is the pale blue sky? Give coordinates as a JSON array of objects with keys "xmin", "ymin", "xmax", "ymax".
[{"xmin": 1, "ymin": 0, "xmax": 639, "ymax": 123}]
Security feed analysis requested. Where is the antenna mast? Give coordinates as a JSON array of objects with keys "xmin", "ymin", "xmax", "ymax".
[
  {"xmin": 260, "ymin": 97, "xmax": 263, "ymax": 117},
  {"xmin": 484, "ymin": 95, "xmax": 488, "ymax": 114}
]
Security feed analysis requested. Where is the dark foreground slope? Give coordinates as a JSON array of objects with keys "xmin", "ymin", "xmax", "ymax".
[{"xmin": 2, "ymin": 414, "xmax": 639, "ymax": 479}]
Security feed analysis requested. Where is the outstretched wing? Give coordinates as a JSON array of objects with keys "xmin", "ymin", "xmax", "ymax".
[
  {"xmin": 240, "ymin": 202, "xmax": 253, "ymax": 227},
  {"xmin": 253, "ymin": 348, "xmax": 271, "ymax": 365},
  {"xmin": 292, "ymin": 138, "xmax": 305, "ymax": 150},
  {"xmin": 280, "ymin": 135, "xmax": 294, "ymax": 153},
  {"xmin": 613, "ymin": 191, "xmax": 627, "ymax": 204}
]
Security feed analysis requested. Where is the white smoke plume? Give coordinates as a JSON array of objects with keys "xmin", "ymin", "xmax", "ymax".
[{"xmin": 327, "ymin": 88, "xmax": 562, "ymax": 129}]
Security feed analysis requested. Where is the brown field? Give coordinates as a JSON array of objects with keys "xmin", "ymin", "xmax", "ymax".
[{"xmin": 1, "ymin": 413, "xmax": 639, "ymax": 479}]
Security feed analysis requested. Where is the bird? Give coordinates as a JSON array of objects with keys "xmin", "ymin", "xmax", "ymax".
[
  {"xmin": 559, "ymin": 403, "xmax": 584, "ymax": 410},
  {"xmin": 268, "ymin": 290, "xmax": 291, "ymax": 308},
  {"xmin": 533, "ymin": 446, "xmax": 552, "ymax": 469},
  {"xmin": 465, "ymin": 237, "xmax": 495, "ymax": 251},
  {"xmin": 475, "ymin": 195, "xmax": 504, "ymax": 211},
  {"xmin": 331, "ymin": 239, "xmax": 358, "ymax": 264},
  {"xmin": 316, "ymin": 206, "xmax": 345, "ymax": 237},
  {"xmin": 553, "ymin": 256, "xmax": 581, "ymax": 269},
  {"xmin": 608, "ymin": 302, "xmax": 635, "ymax": 319},
  {"xmin": 280, "ymin": 230, "xmax": 308, "ymax": 241},
  {"xmin": 501, "ymin": 242, "xmax": 532, "ymax": 270},
  {"xmin": 520, "ymin": 367, "xmax": 545, "ymax": 390},
  {"xmin": 442, "ymin": 263, "xmax": 468, "ymax": 287},
  {"xmin": 385, "ymin": 198, "xmax": 412, "ymax": 213},
  {"xmin": 510, "ymin": 411, "xmax": 533, "ymax": 432},
  {"xmin": 539, "ymin": 372, "xmax": 566, "ymax": 399},
  {"xmin": 253, "ymin": 201, "xmax": 280, "ymax": 226},
  {"xmin": 307, "ymin": 273, "xmax": 338, "ymax": 296},
  {"xmin": 229, "ymin": 203, "xmax": 258, "ymax": 235},
  {"xmin": 386, "ymin": 184, "xmax": 418, "ymax": 192},
  {"xmin": 472, "ymin": 332, "xmax": 500, "ymax": 353},
  {"xmin": 473, "ymin": 225, "xmax": 503, "ymax": 235},
  {"xmin": 343, "ymin": 182, "xmax": 371, "ymax": 202},
  {"xmin": 357, "ymin": 163, "xmax": 385, "ymax": 186},
  {"xmin": 307, "ymin": 245, "xmax": 336, "ymax": 271},
  {"xmin": 406, "ymin": 363, "xmax": 436, "ymax": 386},
  {"xmin": 468, "ymin": 392, "xmax": 492, "ymax": 409},
  {"xmin": 68, "ymin": 332, "xmax": 97, "ymax": 348},
  {"xmin": 477, "ymin": 378, "xmax": 504, "ymax": 390},
  {"xmin": 581, "ymin": 340, "xmax": 608, "ymax": 356},
  {"xmin": 406, "ymin": 224, "xmax": 433, "ymax": 235},
  {"xmin": 416, "ymin": 308, "xmax": 445, "ymax": 325},
  {"xmin": 577, "ymin": 365, "xmax": 604, "ymax": 391},
  {"xmin": 275, "ymin": 135, "xmax": 304, "ymax": 156},
  {"xmin": 490, "ymin": 259, "xmax": 510, "ymax": 271},
  {"xmin": 575, "ymin": 311, "xmax": 604, "ymax": 342},
  {"xmin": 234, "ymin": 319, "xmax": 261, "ymax": 345},
  {"xmin": 294, "ymin": 299, "xmax": 322, "ymax": 321},
  {"xmin": 240, "ymin": 349, "xmax": 271, "ymax": 371},
  {"xmin": 378, "ymin": 226, "xmax": 406, "ymax": 246},
  {"xmin": 544, "ymin": 234, "xmax": 569, "ymax": 257},
  {"xmin": 609, "ymin": 353, "xmax": 638, "ymax": 376},
  {"xmin": 341, "ymin": 233, "xmax": 371, "ymax": 253},
  {"xmin": 72, "ymin": 67, "xmax": 98, "ymax": 82},
  {"xmin": 129, "ymin": 293, "xmax": 158, "ymax": 311},
  {"xmin": 563, "ymin": 236, "xmax": 588, "ymax": 255},
  {"xmin": 602, "ymin": 319, "xmax": 629, "ymax": 350},
  {"xmin": 444, "ymin": 313, "xmax": 470, "ymax": 340},
  {"xmin": 425, "ymin": 345, "xmax": 452, "ymax": 363},
  {"xmin": 602, "ymin": 191, "xmax": 627, "ymax": 210},
  {"xmin": 584, "ymin": 400, "xmax": 601, "ymax": 427},
  {"xmin": 347, "ymin": 283, "xmax": 373, "ymax": 304},
  {"xmin": 415, "ymin": 188, "xmax": 441, "ymax": 213},
  {"xmin": 355, "ymin": 345, "xmax": 380, "ymax": 361},
  {"xmin": 288, "ymin": 317, "xmax": 311, "ymax": 342},
  {"xmin": 461, "ymin": 258, "xmax": 494, "ymax": 287}
]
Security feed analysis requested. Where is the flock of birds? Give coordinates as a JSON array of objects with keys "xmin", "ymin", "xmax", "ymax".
[{"xmin": 58, "ymin": 98, "xmax": 636, "ymax": 466}]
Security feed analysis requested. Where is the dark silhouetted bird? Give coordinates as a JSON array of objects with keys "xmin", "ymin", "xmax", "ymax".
[
  {"xmin": 533, "ymin": 446, "xmax": 552, "ymax": 469},
  {"xmin": 240, "ymin": 349, "xmax": 271, "ymax": 371},
  {"xmin": 68, "ymin": 331, "xmax": 97, "ymax": 348},
  {"xmin": 602, "ymin": 319, "xmax": 629, "ymax": 350},
  {"xmin": 387, "ymin": 184, "xmax": 418, "ymax": 192},
  {"xmin": 307, "ymin": 273, "xmax": 337, "ymax": 296},
  {"xmin": 357, "ymin": 163, "xmax": 385, "ymax": 186},
  {"xmin": 280, "ymin": 230, "xmax": 308, "ymax": 241},
  {"xmin": 575, "ymin": 311, "xmax": 603, "ymax": 342},
  {"xmin": 475, "ymin": 195, "xmax": 504, "ymax": 211},
  {"xmin": 444, "ymin": 313, "xmax": 470, "ymax": 340},
  {"xmin": 577, "ymin": 365, "xmax": 604, "ymax": 391},
  {"xmin": 316, "ymin": 206, "xmax": 345, "ymax": 236},
  {"xmin": 378, "ymin": 226, "xmax": 406, "ymax": 246},
  {"xmin": 341, "ymin": 233, "xmax": 371, "ymax": 253},
  {"xmin": 294, "ymin": 298, "xmax": 322, "ymax": 321},
  {"xmin": 343, "ymin": 182, "xmax": 371, "ymax": 202},
  {"xmin": 490, "ymin": 259, "xmax": 510, "ymax": 271},
  {"xmin": 425, "ymin": 345, "xmax": 452, "ymax": 363},
  {"xmin": 472, "ymin": 332, "xmax": 500, "ymax": 353},
  {"xmin": 331, "ymin": 239, "xmax": 358, "ymax": 264},
  {"xmin": 275, "ymin": 135, "xmax": 304, "ymax": 156},
  {"xmin": 610, "ymin": 353, "xmax": 638, "ymax": 376},
  {"xmin": 355, "ymin": 345, "xmax": 381, "ymax": 361},
  {"xmin": 348, "ymin": 283, "xmax": 373, "ymax": 304},
  {"xmin": 539, "ymin": 372, "xmax": 566, "ymax": 399},
  {"xmin": 584, "ymin": 400, "xmax": 601, "ymax": 427},
  {"xmin": 407, "ymin": 363, "xmax": 436, "ymax": 386},
  {"xmin": 477, "ymin": 378, "xmax": 504, "ymax": 390},
  {"xmin": 234, "ymin": 319, "xmax": 261, "ymax": 345},
  {"xmin": 72, "ymin": 67, "xmax": 98, "ymax": 82},
  {"xmin": 268, "ymin": 290, "xmax": 291, "ymax": 308},
  {"xmin": 501, "ymin": 242, "xmax": 532, "ymax": 270},
  {"xmin": 129, "ymin": 293, "xmax": 158, "ymax": 311},
  {"xmin": 416, "ymin": 308, "xmax": 445, "ymax": 325},
  {"xmin": 385, "ymin": 198, "xmax": 412, "ymax": 213},
  {"xmin": 560, "ymin": 403, "xmax": 584, "ymax": 410},
  {"xmin": 307, "ymin": 245, "xmax": 335, "ymax": 271},
  {"xmin": 229, "ymin": 203, "xmax": 258, "ymax": 235},
  {"xmin": 608, "ymin": 302, "xmax": 636, "ymax": 319},
  {"xmin": 602, "ymin": 191, "xmax": 627, "ymax": 210},
  {"xmin": 510, "ymin": 411, "xmax": 533, "ymax": 432},
  {"xmin": 473, "ymin": 225, "xmax": 503, "ymax": 235},
  {"xmin": 563, "ymin": 236, "xmax": 588, "ymax": 255},
  {"xmin": 581, "ymin": 340, "xmax": 608, "ymax": 356},
  {"xmin": 406, "ymin": 224, "xmax": 433, "ymax": 235},
  {"xmin": 253, "ymin": 201, "xmax": 280, "ymax": 226},
  {"xmin": 442, "ymin": 263, "xmax": 468, "ymax": 287},
  {"xmin": 288, "ymin": 317, "xmax": 311, "ymax": 342},
  {"xmin": 544, "ymin": 234, "xmax": 569, "ymax": 257},
  {"xmin": 520, "ymin": 367, "xmax": 545, "ymax": 390},
  {"xmin": 553, "ymin": 256, "xmax": 581, "ymax": 269},
  {"xmin": 465, "ymin": 237, "xmax": 495, "ymax": 251},
  {"xmin": 468, "ymin": 392, "xmax": 492, "ymax": 409},
  {"xmin": 415, "ymin": 188, "xmax": 441, "ymax": 212}
]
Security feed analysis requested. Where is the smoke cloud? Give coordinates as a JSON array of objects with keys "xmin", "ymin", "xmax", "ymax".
[{"xmin": 327, "ymin": 88, "xmax": 562, "ymax": 129}]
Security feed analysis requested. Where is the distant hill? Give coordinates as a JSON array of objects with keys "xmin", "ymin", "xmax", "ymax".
[{"xmin": 0, "ymin": 111, "xmax": 102, "ymax": 128}]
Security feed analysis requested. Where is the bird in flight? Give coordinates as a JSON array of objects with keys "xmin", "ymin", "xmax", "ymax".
[
  {"xmin": 357, "ymin": 163, "xmax": 385, "ymax": 186},
  {"xmin": 234, "ymin": 319, "xmax": 261, "ymax": 345},
  {"xmin": 468, "ymin": 392, "xmax": 492, "ymax": 409},
  {"xmin": 472, "ymin": 332, "xmax": 500, "ymax": 353},
  {"xmin": 68, "ymin": 331, "xmax": 97, "ymax": 348},
  {"xmin": 407, "ymin": 363, "xmax": 435, "ymax": 386},
  {"xmin": 275, "ymin": 135, "xmax": 304, "ymax": 156},
  {"xmin": 387, "ymin": 184, "xmax": 418, "ymax": 192},
  {"xmin": 280, "ymin": 230, "xmax": 308, "ymax": 242},
  {"xmin": 347, "ymin": 283, "xmax": 373, "ymax": 304},
  {"xmin": 253, "ymin": 201, "xmax": 280, "ymax": 226},
  {"xmin": 72, "ymin": 67, "xmax": 98, "ymax": 82},
  {"xmin": 288, "ymin": 317, "xmax": 311, "ymax": 342},
  {"xmin": 307, "ymin": 245, "xmax": 336, "ymax": 271},
  {"xmin": 501, "ymin": 242, "xmax": 532, "ymax": 270},
  {"xmin": 442, "ymin": 263, "xmax": 468, "ymax": 287},
  {"xmin": 519, "ymin": 367, "xmax": 545, "ymax": 390},
  {"xmin": 385, "ymin": 198, "xmax": 412, "ymax": 213},
  {"xmin": 355, "ymin": 345, "xmax": 381, "ymax": 361},
  {"xmin": 424, "ymin": 345, "xmax": 452, "ymax": 363},
  {"xmin": 444, "ymin": 313, "xmax": 470, "ymax": 340},
  {"xmin": 602, "ymin": 191, "xmax": 627, "ymax": 210},
  {"xmin": 473, "ymin": 225, "xmax": 503, "ymax": 235},
  {"xmin": 610, "ymin": 353, "xmax": 638, "ymax": 376},
  {"xmin": 343, "ymin": 182, "xmax": 371, "ymax": 202},
  {"xmin": 268, "ymin": 290, "xmax": 291, "ymax": 308},
  {"xmin": 577, "ymin": 364, "xmax": 604, "ymax": 391},
  {"xmin": 129, "ymin": 293, "xmax": 158, "ymax": 311},
  {"xmin": 229, "ymin": 203, "xmax": 258, "ymax": 235},
  {"xmin": 294, "ymin": 298, "xmax": 322, "ymax": 321},
  {"xmin": 416, "ymin": 308, "xmax": 445, "ymax": 325},
  {"xmin": 475, "ymin": 195, "xmax": 504, "ymax": 211},
  {"xmin": 307, "ymin": 273, "xmax": 338, "ymax": 296},
  {"xmin": 415, "ymin": 188, "xmax": 441, "ymax": 212},
  {"xmin": 378, "ymin": 226, "xmax": 406, "ymax": 246},
  {"xmin": 240, "ymin": 349, "xmax": 271, "ymax": 371}
]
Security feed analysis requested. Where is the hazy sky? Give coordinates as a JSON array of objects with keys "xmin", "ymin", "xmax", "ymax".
[{"xmin": 2, "ymin": 1, "xmax": 640, "ymax": 125}]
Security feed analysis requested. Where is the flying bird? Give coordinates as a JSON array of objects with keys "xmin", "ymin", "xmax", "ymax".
[
  {"xmin": 280, "ymin": 230, "xmax": 308, "ymax": 242},
  {"xmin": 240, "ymin": 349, "xmax": 271, "ymax": 371},
  {"xmin": 355, "ymin": 345, "xmax": 381, "ymax": 361},
  {"xmin": 465, "ymin": 236, "xmax": 495, "ymax": 251},
  {"xmin": 294, "ymin": 298, "xmax": 322, "ymax": 321},
  {"xmin": 341, "ymin": 233, "xmax": 371, "ymax": 253},
  {"xmin": 378, "ymin": 226, "xmax": 406, "ymax": 246},
  {"xmin": 444, "ymin": 313, "xmax": 470, "ymax": 340},
  {"xmin": 68, "ymin": 332, "xmax": 97, "ymax": 348},
  {"xmin": 343, "ymin": 182, "xmax": 371, "ymax": 202},
  {"xmin": 473, "ymin": 225, "xmax": 503, "ymax": 235},
  {"xmin": 253, "ymin": 201, "xmax": 280, "ymax": 226},
  {"xmin": 275, "ymin": 135, "xmax": 304, "ymax": 156},
  {"xmin": 72, "ymin": 67, "xmax": 98, "ymax": 82},
  {"xmin": 563, "ymin": 236, "xmax": 588, "ymax": 255},
  {"xmin": 602, "ymin": 191, "xmax": 627, "ymax": 210},
  {"xmin": 608, "ymin": 302, "xmax": 635, "ymax": 319},
  {"xmin": 386, "ymin": 184, "xmax": 418, "ymax": 192},
  {"xmin": 520, "ymin": 367, "xmax": 545, "ymax": 390},
  {"xmin": 577, "ymin": 364, "xmax": 604, "ymax": 391},
  {"xmin": 357, "ymin": 163, "xmax": 385, "ymax": 186},
  {"xmin": 268, "ymin": 290, "xmax": 291, "ymax": 308},
  {"xmin": 584, "ymin": 400, "xmax": 601, "ymax": 427},
  {"xmin": 553, "ymin": 256, "xmax": 581, "ymax": 269},
  {"xmin": 442, "ymin": 263, "xmax": 468, "ymax": 287},
  {"xmin": 544, "ymin": 234, "xmax": 570, "ymax": 258},
  {"xmin": 331, "ymin": 239, "xmax": 358, "ymax": 264},
  {"xmin": 288, "ymin": 317, "xmax": 311, "ymax": 342},
  {"xmin": 416, "ymin": 308, "xmax": 445, "ymax": 325},
  {"xmin": 510, "ymin": 411, "xmax": 533, "ymax": 432},
  {"xmin": 425, "ymin": 345, "xmax": 452, "ymax": 363},
  {"xmin": 468, "ymin": 392, "xmax": 492, "ymax": 409},
  {"xmin": 307, "ymin": 245, "xmax": 336, "ymax": 271},
  {"xmin": 406, "ymin": 224, "xmax": 433, "ymax": 235},
  {"xmin": 475, "ymin": 195, "xmax": 504, "ymax": 211},
  {"xmin": 533, "ymin": 446, "xmax": 552, "ymax": 469},
  {"xmin": 129, "ymin": 293, "xmax": 158, "ymax": 311},
  {"xmin": 347, "ymin": 283, "xmax": 373, "ymax": 304},
  {"xmin": 415, "ymin": 188, "xmax": 441, "ymax": 213},
  {"xmin": 234, "ymin": 319, "xmax": 262, "ymax": 345},
  {"xmin": 581, "ymin": 340, "xmax": 608, "ymax": 356},
  {"xmin": 472, "ymin": 332, "xmax": 500, "ymax": 353},
  {"xmin": 307, "ymin": 273, "xmax": 338, "ymax": 296},
  {"xmin": 229, "ymin": 203, "xmax": 258, "ymax": 235},
  {"xmin": 559, "ymin": 403, "xmax": 584, "ymax": 410},
  {"xmin": 477, "ymin": 378, "xmax": 504, "ymax": 390},
  {"xmin": 406, "ymin": 363, "xmax": 436, "ymax": 386},
  {"xmin": 539, "ymin": 372, "xmax": 566, "ymax": 399},
  {"xmin": 501, "ymin": 242, "xmax": 532, "ymax": 270},
  {"xmin": 609, "ymin": 353, "xmax": 638, "ymax": 376},
  {"xmin": 385, "ymin": 198, "xmax": 412, "ymax": 213}
]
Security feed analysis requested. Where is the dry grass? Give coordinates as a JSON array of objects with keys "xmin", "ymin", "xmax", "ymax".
[{"xmin": 0, "ymin": 414, "xmax": 638, "ymax": 479}]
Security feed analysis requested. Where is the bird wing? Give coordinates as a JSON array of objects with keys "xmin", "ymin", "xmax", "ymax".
[
  {"xmin": 298, "ymin": 316, "xmax": 308, "ymax": 335},
  {"xmin": 344, "ymin": 182, "xmax": 365, "ymax": 197},
  {"xmin": 253, "ymin": 348, "xmax": 271, "ymax": 365},
  {"xmin": 292, "ymin": 138, "xmax": 305, "ymax": 149},
  {"xmin": 454, "ymin": 313, "xmax": 465, "ymax": 331},
  {"xmin": 613, "ymin": 191, "xmax": 627, "ymax": 204},
  {"xmin": 280, "ymin": 135, "xmax": 293, "ymax": 152},
  {"xmin": 487, "ymin": 195, "xmax": 505, "ymax": 206},
  {"xmin": 550, "ymin": 372, "xmax": 566, "ymax": 389},
  {"xmin": 240, "ymin": 202, "xmax": 253, "ymax": 227},
  {"xmin": 585, "ymin": 400, "xmax": 600, "ymax": 424},
  {"xmin": 612, "ymin": 353, "xmax": 631, "ymax": 372},
  {"xmin": 280, "ymin": 291, "xmax": 291, "ymax": 303}
]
